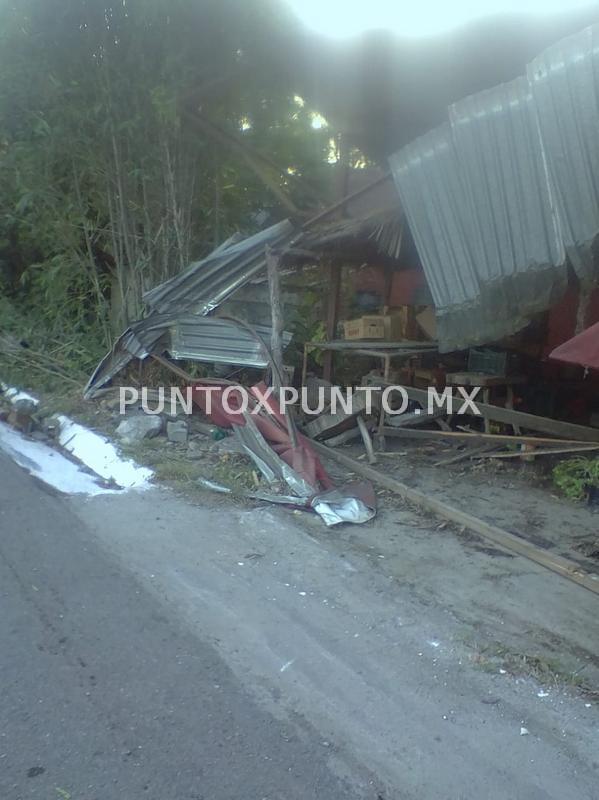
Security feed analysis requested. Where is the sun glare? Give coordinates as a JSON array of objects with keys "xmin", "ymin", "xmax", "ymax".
[{"xmin": 284, "ymin": 0, "xmax": 598, "ymax": 38}]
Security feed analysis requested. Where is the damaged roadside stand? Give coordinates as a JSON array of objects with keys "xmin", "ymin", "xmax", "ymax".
[{"xmin": 83, "ymin": 23, "xmax": 599, "ymax": 593}]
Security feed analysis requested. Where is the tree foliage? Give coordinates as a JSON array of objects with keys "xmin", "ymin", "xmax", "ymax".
[{"xmin": 0, "ymin": 0, "xmax": 336, "ymax": 363}]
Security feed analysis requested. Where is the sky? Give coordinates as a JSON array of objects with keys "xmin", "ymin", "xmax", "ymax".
[{"xmin": 284, "ymin": 0, "xmax": 598, "ymax": 38}]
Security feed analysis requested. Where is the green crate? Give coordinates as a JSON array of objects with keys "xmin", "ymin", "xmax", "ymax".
[{"xmin": 467, "ymin": 348, "xmax": 507, "ymax": 376}]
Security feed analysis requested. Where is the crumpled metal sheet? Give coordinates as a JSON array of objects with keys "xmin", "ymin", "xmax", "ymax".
[
  {"xmin": 84, "ymin": 323, "xmax": 169, "ymax": 399},
  {"xmin": 311, "ymin": 482, "xmax": 377, "ymax": 527},
  {"xmin": 85, "ymin": 220, "xmax": 295, "ymax": 397},
  {"xmin": 192, "ymin": 381, "xmax": 377, "ymax": 526},
  {"xmin": 390, "ymin": 23, "xmax": 599, "ymax": 351},
  {"xmin": 84, "ymin": 316, "xmax": 291, "ymax": 398},
  {"xmin": 233, "ymin": 412, "xmax": 315, "ymax": 498},
  {"xmin": 192, "ymin": 382, "xmax": 334, "ymax": 493},
  {"xmin": 197, "ymin": 477, "xmax": 376, "ymax": 526},
  {"xmin": 169, "ymin": 319, "xmax": 290, "ymax": 366},
  {"xmin": 143, "ymin": 220, "xmax": 295, "ymax": 315}
]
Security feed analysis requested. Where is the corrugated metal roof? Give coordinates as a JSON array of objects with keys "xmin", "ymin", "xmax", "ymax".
[
  {"xmin": 390, "ymin": 23, "xmax": 599, "ymax": 351},
  {"xmin": 298, "ymin": 205, "xmax": 404, "ymax": 261},
  {"xmin": 169, "ymin": 318, "xmax": 291, "ymax": 367},
  {"xmin": 528, "ymin": 24, "xmax": 599, "ymax": 279},
  {"xmin": 84, "ymin": 316, "xmax": 292, "ymax": 398},
  {"xmin": 143, "ymin": 220, "xmax": 295, "ymax": 315}
]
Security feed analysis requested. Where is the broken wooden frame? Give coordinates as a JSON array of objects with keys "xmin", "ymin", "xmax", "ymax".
[
  {"xmin": 302, "ymin": 340, "xmax": 437, "ymax": 384},
  {"xmin": 363, "ymin": 377, "xmax": 599, "ymax": 451}
]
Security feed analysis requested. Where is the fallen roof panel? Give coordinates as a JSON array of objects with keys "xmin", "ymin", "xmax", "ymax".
[
  {"xmin": 143, "ymin": 220, "xmax": 295, "ymax": 315},
  {"xmin": 84, "ymin": 316, "xmax": 291, "ymax": 398}
]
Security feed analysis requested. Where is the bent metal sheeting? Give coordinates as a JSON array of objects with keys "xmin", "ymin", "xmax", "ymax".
[
  {"xmin": 85, "ymin": 220, "xmax": 295, "ymax": 398},
  {"xmin": 390, "ymin": 24, "xmax": 599, "ymax": 351},
  {"xmin": 143, "ymin": 220, "xmax": 294, "ymax": 315},
  {"xmin": 84, "ymin": 316, "xmax": 291, "ymax": 398}
]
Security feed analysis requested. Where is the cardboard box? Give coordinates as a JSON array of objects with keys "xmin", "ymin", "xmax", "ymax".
[
  {"xmin": 343, "ymin": 316, "xmax": 385, "ymax": 340},
  {"xmin": 383, "ymin": 307, "xmax": 419, "ymax": 341},
  {"xmin": 416, "ymin": 306, "xmax": 437, "ymax": 340}
]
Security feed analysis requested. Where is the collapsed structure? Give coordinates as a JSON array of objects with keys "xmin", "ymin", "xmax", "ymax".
[
  {"xmin": 85, "ymin": 22, "xmax": 599, "ymax": 532},
  {"xmin": 390, "ymin": 24, "xmax": 599, "ymax": 351}
]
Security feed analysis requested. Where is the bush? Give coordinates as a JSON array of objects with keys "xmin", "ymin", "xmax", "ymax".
[{"xmin": 552, "ymin": 457, "xmax": 599, "ymax": 501}]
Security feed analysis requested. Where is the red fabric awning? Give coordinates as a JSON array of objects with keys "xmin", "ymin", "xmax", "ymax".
[{"xmin": 549, "ymin": 321, "xmax": 599, "ymax": 370}]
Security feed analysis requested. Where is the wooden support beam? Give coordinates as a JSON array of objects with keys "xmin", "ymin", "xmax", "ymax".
[
  {"xmin": 357, "ymin": 414, "xmax": 377, "ymax": 465},
  {"xmin": 311, "ymin": 441, "xmax": 599, "ymax": 597},
  {"xmin": 433, "ymin": 444, "xmax": 498, "ymax": 467},
  {"xmin": 380, "ymin": 428, "xmax": 595, "ymax": 447},
  {"xmin": 265, "ymin": 246, "xmax": 284, "ymax": 393},
  {"xmin": 365, "ymin": 379, "xmax": 599, "ymax": 442},
  {"xmin": 302, "ymin": 172, "xmax": 392, "ymax": 229},
  {"xmin": 322, "ymin": 262, "xmax": 341, "ymax": 383},
  {"xmin": 481, "ymin": 444, "xmax": 599, "ymax": 460}
]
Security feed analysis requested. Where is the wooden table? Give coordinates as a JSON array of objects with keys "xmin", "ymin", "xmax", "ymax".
[
  {"xmin": 302, "ymin": 340, "xmax": 437, "ymax": 384},
  {"xmin": 445, "ymin": 372, "xmax": 527, "ymax": 433}
]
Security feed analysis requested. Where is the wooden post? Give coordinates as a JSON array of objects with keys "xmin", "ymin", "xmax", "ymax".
[
  {"xmin": 323, "ymin": 261, "xmax": 341, "ymax": 383},
  {"xmin": 265, "ymin": 246, "xmax": 284, "ymax": 392}
]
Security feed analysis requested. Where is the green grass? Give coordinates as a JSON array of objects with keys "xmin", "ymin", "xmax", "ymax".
[{"xmin": 468, "ymin": 638, "xmax": 597, "ymax": 697}]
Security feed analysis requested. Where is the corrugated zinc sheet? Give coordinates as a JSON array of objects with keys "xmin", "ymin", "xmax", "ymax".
[
  {"xmin": 143, "ymin": 220, "xmax": 295, "ymax": 315},
  {"xmin": 528, "ymin": 24, "xmax": 599, "ymax": 280},
  {"xmin": 84, "ymin": 316, "xmax": 291, "ymax": 398},
  {"xmin": 390, "ymin": 23, "xmax": 599, "ymax": 351},
  {"xmin": 168, "ymin": 318, "xmax": 291, "ymax": 366},
  {"xmin": 299, "ymin": 205, "xmax": 404, "ymax": 260},
  {"xmin": 390, "ymin": 123, "xmax": 477, "ymax": 315}
]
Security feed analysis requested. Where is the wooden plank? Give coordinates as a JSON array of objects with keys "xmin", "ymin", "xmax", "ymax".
[
  {"xmin": 304, "ymin": 390, "xmax": 377, "ymax": 440},
  {"xmin": 482, "ymin": 444, "xmax": 599, "ymax": 460},
  {"xmin": 357, "ymin": 413, "xmax": 377, "ymax": 465},
  {"xmin": 365, "ymin": 379, "xmax": 599, "ymax": 442},
  {"xmin": 380, "ymin": 427, "xmax": 593, "ymax": 447},
  {"xmin": 311, "ymin": 441, "xmax": 599, "ymax": 597},
  {"xmin": 302, "ymin": 171, "xmax": 392, "ymax": 229},
  {"xmin": 322, "ymin": 263, "xmax": 341, "ymax": 383},
  {"xmin": 324, "ymin": 427, "xmax": 363, "ymax": 447},
  {"xmin": 433, "ymin": 444, "xmax": 498, "ymax": 467},
  {"xmin": 446, "ymin": 372, "xmax": 527, "ymax": 387},
  {"xmin": 265, "ymin": 246, "xmax": 284, "ymax": 392},
  {"xmin": 386, "ymin": 407, "xmax": 448, "ymax": 429},
  {"xmin": 308, "ymin": 340, "xmax": 437, "ymax": 351}
]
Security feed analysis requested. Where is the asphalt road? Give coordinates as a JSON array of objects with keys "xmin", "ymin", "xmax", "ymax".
[
  {"xmin": 0, "ymin": 454, "xmax": 367, "ymax": 800},
  {"xmin": 2, "ymin": 446, "xmax": 598, "ymax": 800}
]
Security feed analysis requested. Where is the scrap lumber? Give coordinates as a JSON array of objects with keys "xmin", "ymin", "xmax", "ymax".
[
  {"xmin": 356, "ymin": 414, "xmax": 377, "ymax": 465},
  {"xmin": 311, "ymin": 441, "xmax": 599, "ymax": 597},
  {"xmin": 304, "ymin": 389, "xmax": 378, "ymax": 440},
  {"xmin": 265, "ymin": 246, "xmax": 284, "ymax": 392},
  {"xmin": 325, "ymin": 427, "xmax": 363, "ymax": 447},
  {"xmin": 481, "ymin": 444, "xmax": 599, "ymax": 459},
  {"xmin": 366, "ymin": 379, "xmax": 599, "ymax": 442},
  {"xmin": 380, "ymin": 428, "xmax": 596, "ymax": 447},
  {"xmin": 385, "ymin": 406, "xmax": 447, "ymax": 429},
  {"xmin": 433, "ymin": 444, "xmax": 498, "ymax": 467}
]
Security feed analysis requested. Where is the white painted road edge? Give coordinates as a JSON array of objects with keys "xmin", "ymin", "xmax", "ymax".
[
  {"xmin": 1, "ymin": 383, "xmax": 39, "ymax": 407},
  {"xmin": 56, "ymin": 416, "xmax": 153, "ymax": 489},
  {"xmin": 1, "ymin": 382, "xmax": 153, "ymax": 495}
]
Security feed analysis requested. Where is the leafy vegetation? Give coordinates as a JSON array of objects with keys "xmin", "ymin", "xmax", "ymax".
[
  {"xmin": 552, "ymin": 457, "xmax": 599, "ymax": 501},
  {"xmin": 0, "ymin": 0, "xmax": 344, "ymax": 387}
]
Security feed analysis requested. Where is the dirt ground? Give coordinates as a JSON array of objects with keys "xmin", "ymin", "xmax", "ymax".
[
  {"xmin": 313, "ymin": 436, "xmax": 599, "ymax": 694},
  {"xmin": 120, "ymin": 418, "xmax": 599, "ymax": 697}
]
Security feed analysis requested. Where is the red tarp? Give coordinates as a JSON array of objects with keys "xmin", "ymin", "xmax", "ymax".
[
  {"xmin": 549, "ymin": 321, "xmax": 599, "ymax": 371},
  {"xmin": 191, "ymin": 381, "xmax": 334, "ymax": 492}
]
